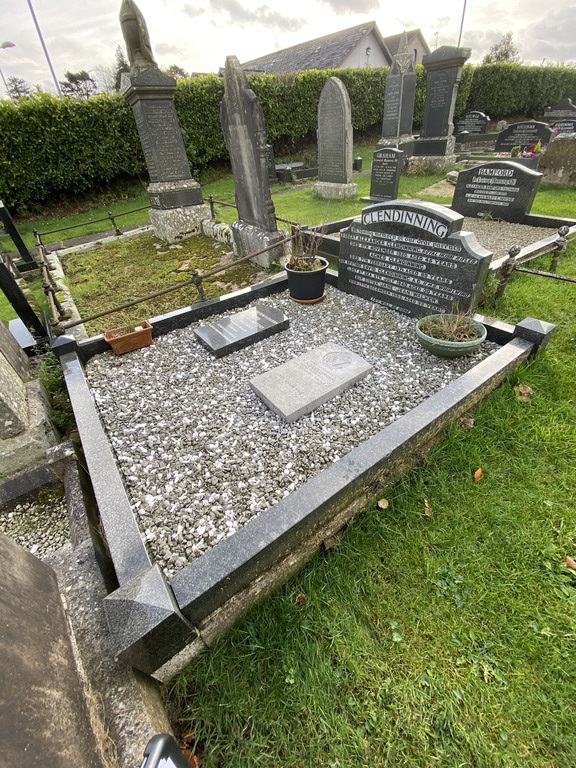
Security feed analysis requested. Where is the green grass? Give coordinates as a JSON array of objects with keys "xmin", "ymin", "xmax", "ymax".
[{"xmin": 169, "ymin": 240, "xmax": 576, "ymax": 763}]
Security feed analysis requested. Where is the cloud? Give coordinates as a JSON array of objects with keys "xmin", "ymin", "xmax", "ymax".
[
  {"xmin": 519, "ymin": 5, "xmax": 576, "ymax": 62},
  {"xmin": 209, "ymin": 0, "xmax": 305, "ymax": 31},
  {"xmin": 182, "ymin": 4, "xmax": 205, "ymax": 17},
  {"xmin": 155, "ymin": 42, "xmax": 185, "ymax": 56},
  {"xmin": 318, "ymin": 0, "xmax": 379, "ymax": 12}
]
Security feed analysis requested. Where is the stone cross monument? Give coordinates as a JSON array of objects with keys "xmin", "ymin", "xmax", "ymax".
[{"xmin": 119, "ymin": 0, "xmax": 210, "ymax": 243}]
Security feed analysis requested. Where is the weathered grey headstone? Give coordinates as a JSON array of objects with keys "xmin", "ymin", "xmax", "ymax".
[
  {"xmin": 250, "ymin": 342, "xmax": 372, "ymax": 422},
  {"xmin": 266, "ymin": 144, "xmax": 278, "ymax": 184},
  {"xmin": 495, "ymin": 121, "xmax": 554, "ymax": 153},
  {"xmin": 339, "ymin": 200, "xmax": 492, "ymax": 316},
  {"xmin": 543, "ymin": 97, "xmax": 576, "ymax": 124},
  {"xmin": 367, "ymin": 147, "xmax": 404, "ymax": 201},
  {"xmin": 455, "ymin": 111, "xmax": 490, "ymax": 135},
  {"xmin": 0, "ymin": 353, "xmax": 27, "ymax": 438},
  {"xmin": 378, "ymin": 31, "xmax": 417, "ymax": 146},
  {"xmin": 220, "ymin": 55, "xmax": 285, "ymax": 267},
  {"xmin": 0, "ymin": 319, "xmax": 30, "ymax": 381},
  {"xmin": 194, "ymin": 304, "xmax": 289, "ymax": 357},
  {"xmin": 550, "ymin": 118, "xmax": 576, "ymax": 135},
  {"xmin": 314, "ymin": 77, "xmax": 357, "ymax": 200},
  {"xmin": 120, "ymin": 1, "xmax": 210, "ymax": 243},
  {"xmin": 451, "ymin": 161, "xmax": 542, "ymax": 222},
  {"xmin": 537, "ymin": 134, "xmax": 576, "ymax": 187},
  {"xmin": 413, "ymin": 46, "xmax": 471, "ymax": 158}
]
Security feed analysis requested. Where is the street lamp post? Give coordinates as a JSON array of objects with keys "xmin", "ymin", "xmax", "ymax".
[
  {"xmin": 26, "ymin": 0, "xmax": 61, "ymax": 95},
  {"xmin": 0, "ymin": 41, "xmax": 15, "ymax": 98}
]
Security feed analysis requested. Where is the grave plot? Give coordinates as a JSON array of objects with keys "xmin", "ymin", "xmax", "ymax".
[{"xmin": 53, "ymin": 200, "xmax": 559, "ymax": 684}]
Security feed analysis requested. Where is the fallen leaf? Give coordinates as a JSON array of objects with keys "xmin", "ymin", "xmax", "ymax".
[
  {"xmin": 473, "ymin": 468, "xmax": 483, "ymax": 482},
  {"xmin": 459, "ymin": 417, "xmax": 475, "ymax": 430},
  {"xmin": 377, "ymin": 498, "xmax": 389, "ymax": 510},
  {"xmin": 564, "ymin": 556, "xmax": 576, "ymax": 571},
  {"xmin": 514, "ymin": 384, "xmax": 533, "ymax": 402},
  {"xmin": 295, "ymin": 593, "xmax": 307, "ymax": 605},
  {"xmin": 423, "ymin": 498, "xmax": 432, "ymax": 517}
]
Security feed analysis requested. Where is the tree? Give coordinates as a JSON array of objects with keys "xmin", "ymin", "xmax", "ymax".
[
  {"xmin": 163, "ymin": 64, "xmax": 189, "ymax": 80},
  {"xmin": 59, "ymin": 70, "xmax": 97, "ymax": 99},
  {"xmin": 6, "ymin": 76, "xmax": 32, "ymax": 101},
  {"xmin": 113, "ymin": 46, "xmax": 130, "ymax": 91},
  {"xmin": 482, "ymin": 32, "xmax": 521, "ymax": 64}
]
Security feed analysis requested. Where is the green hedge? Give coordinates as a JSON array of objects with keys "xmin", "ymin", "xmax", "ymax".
[{"xmin": 1, "ymin": 64, "xmax": 575, "ymax": 213}]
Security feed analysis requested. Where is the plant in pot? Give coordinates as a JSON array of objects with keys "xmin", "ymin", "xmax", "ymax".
[
  {"xmin": 103, "ymin": 320, "xmax": 154, "ymax": 355},
  {"xmin": 285, "ymin": 226, "xmax": 328, "ymax": 304},
  {"xmin": 416, "ymin": 311, "xmax": 486, "ymax": 358}
]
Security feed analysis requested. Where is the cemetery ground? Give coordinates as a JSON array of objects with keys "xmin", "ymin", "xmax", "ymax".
[{"xmin": 1, "ymin": 155, "xmax": 576, "ymax": 766}]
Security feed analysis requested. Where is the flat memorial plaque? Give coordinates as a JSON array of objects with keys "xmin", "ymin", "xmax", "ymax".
[
  {"xmin": 250, "ymin": 342, "xmax": 373, "ymax": 422},
  {"xmin": 194, "ymin": 304, "xmax": 289, "ymax": 357}
]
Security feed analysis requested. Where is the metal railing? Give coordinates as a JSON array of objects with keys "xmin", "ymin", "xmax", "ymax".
[{"xmin": 33, "ymin": 205, "xmax": 150, "ymax": 248}]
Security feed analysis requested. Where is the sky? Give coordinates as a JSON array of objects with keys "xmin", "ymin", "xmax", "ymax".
[{"xmin": 2, "ymin": 0, "xmax": 576, "ymax": 95}]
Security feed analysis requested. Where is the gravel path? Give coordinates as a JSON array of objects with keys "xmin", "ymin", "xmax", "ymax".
[
  {"xmin": 461, "ymin": 218, "xmax": 557, "ymax": 259},
  {"xmin": 0, "ymin": 485, "xmax": 70, "ymax": 558},
  {"xmin": 86, "ymin": 288, "xmax": 498, "ymax": 576}
]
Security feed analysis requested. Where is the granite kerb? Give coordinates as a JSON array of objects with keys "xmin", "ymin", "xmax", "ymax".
[{"xmin": 52, "ymin": 273, "xmax": 555, "ymax": 680}]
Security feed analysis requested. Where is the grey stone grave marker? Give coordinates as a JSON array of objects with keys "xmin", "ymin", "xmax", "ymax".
[
  {"xmin": 266, "ymin": 144, "xmax": 278, "ymax": 184},
  {"xmin": 378, "ymin": 31, "xmax": 416, "ymax": 148},
  {"xmin": 220, "ymin": 55, "xmax": 285, "ymax": 267},
  {"xmin": 366, "ymin": 147, "xmax": 404, "ymax": 201},
  {"xmin": 414, "ymin": 46, "xmax": 471, "ymax": 158},
  {"xmin": 0, "ymin": 352, "xmax": 27, "ymax": 438},
  {"xmin": 314, "ymin": 77, "xmax": 357, "ymax": 200},
  {"xmin": 0, "ymin": 319, "xmax": 30, "ymax": 381},
  {"xmin": 194, "ymin": 305, "xmax": 289, "ymax": 357},
  {"xmin": 250, "ymin": 342, "xmax": 372, "ymax": 422},
  {"xmin": 537, "ymin": 134, "xmax": 576, "ymax": 187},
  {"xmin": 495, "ymin": 121, "xmax": 554, "ymax": 153},
  {"xmin": 339, "ymin": 200, "xmax": 492, "ymax": 316},
  {"xmin": 451, "ymin": 161, "xmax": 542, "ymax": 222},
  {"xmin": 120, "ymin": 0, "xmax": 209, "ymax": 243},
  {"xmin": 455, "ymin": 111, "xmax": 490, "ymax": 135},
  {"xmin": 543, "ymin": 97, "xmax": 576, "ymax": 124}
]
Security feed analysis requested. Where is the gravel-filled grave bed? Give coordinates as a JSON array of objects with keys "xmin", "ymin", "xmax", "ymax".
[{"xmin": 86, "ymin": 287, "xmax": 498, "ymax": 576}]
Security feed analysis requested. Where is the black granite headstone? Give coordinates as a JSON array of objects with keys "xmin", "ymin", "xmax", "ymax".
[
  {"xmin": 451, "ymin": 161, "xmax": 542, "ymax": 223},
  {"xmin": 495, "ymin": 121, "xmax": 554, "ymax": 153},
  {"xmin": 455, "ymin": 111, "xmax": 490, "ymax": 135},
  {"xmin": 317, "ymin": 77, "xmax": 353, "ymax": 184},
  {"xmin": 194, "ymin": 304, "xmax": 289, "ymax": 357},
  {"xmin": 414, "ymin": 46, "xmax": 471, "ymax": 157},
  {"xmin": 550, "ymin": 119, "xmax": 576, "ymax": 135},
  {"xmin": 380, "ymin": 32, "xmax": 417, "ymax": 141},
  {"xmin": 339, "ymin": 200, "xmax": 492, "ymax": 316},
  {"xmin": 543, "ymin": 97, "xmax": 576, "ymax": 124},
  {"xmin": 369, "ymin": 147, "xmax": 403, "ymax": 200}
]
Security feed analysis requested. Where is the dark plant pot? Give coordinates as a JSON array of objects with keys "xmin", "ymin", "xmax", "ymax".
[
  {"xmin": 285, "ymin": 257, "xmax": 328, "ymax": 304},
  {"xmin": 416, "ymin": 314, "xmax": 486, "ymax": 358}
]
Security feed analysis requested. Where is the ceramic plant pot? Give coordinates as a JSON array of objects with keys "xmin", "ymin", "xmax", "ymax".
[
  {"xmin": 285, "ymin": 257, "xmax": 328, "ymax": 304},
  {"xmin": 416, "ymin": 314, "xmax": 486, "ymax": 358},
  {"xmin": 103, "ymin": 320, "xmax": 153, "ymax": 355}
]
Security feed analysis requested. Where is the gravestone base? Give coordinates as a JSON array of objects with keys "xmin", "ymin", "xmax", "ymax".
[
  {"xmin": 0, "ymin": 380, "xmax": 58, "ymax": 477},
  {"xmin": 149, "ymin": 202, "xmax": 211, "ymax": 244},
  {"xmin": 414, "ymin": 136, "xmax": 456, "ymax": 157},
  {"xmin": 377, "ymin": 136, "xmax": 414, "ymax": 155},
  {"xmin": 230, "ymin": 221, "xmax": 286, "ymax": 268},
  {"xmin": 313, "ymin": 181, "xmax": 358, "ymax": 200},
  {"xmin": 148, "ymin": 179, "xmax": 203, "ymax": 210},
  {"xmin": 407, "ymin": 154, "xmax": 458, "ymax": 173}
]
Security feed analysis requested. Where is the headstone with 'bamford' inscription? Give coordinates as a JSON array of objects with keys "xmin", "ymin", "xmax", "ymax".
[
  {"xmin": 451, "ymin": 161, "xmax": 541, "ymax": 222},
  {"xmin": 314, "ymin": 77, "xmax": 357, "ymax": 200},
  {"xmin": 250, "ymin": 342, "xmax": 373, "ymax": 422},
  {"xmin": 367, "ymin": 147, "xmax": 403, "ymax": 201},
  {"xmin": 339, "ymin": 200, "xmax": 492, "ymax": 317},
  {"xmin": 194, "ymin": 304, "xmax": 289, "ymax": 357},
  {"xmin": 495, "ymin": 121, "xmax": 554, "ymax": 153}
]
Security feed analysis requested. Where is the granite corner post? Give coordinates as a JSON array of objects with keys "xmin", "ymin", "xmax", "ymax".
[{"xmin": 220, "ymin": 55, "xmax": 286, "ymax": 268}]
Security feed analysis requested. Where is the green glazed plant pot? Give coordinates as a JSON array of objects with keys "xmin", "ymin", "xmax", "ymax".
[
  {"xmin": 416, "ymin": 314, "xmax": 487, "ymax": 358},
  {"xmin": 285, "ymin": 257, "xmax": 328, "ymax": 304}
]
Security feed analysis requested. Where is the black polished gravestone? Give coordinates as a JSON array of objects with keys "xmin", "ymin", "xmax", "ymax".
[
  {"xmin": 367, "ymin": 147, "xmax": 404, "ymax": 201},
  {"xmin": 543, "ymin": 97, "xmax": 576, "ymax": 125},
  {"xmin": 193, "ymin": 304, "xmax": 289, "ymax": 357},
  {"xmin": 495, "ymin": 121, "xmax": 554, "ymax": 153},
  {"xmin": 451, "ymin": 161, "xmax": 542, "ymax": 223},
  {"xmin": 339, "ymin": 200, "xmax": 492, "ymax": 317},
  {"xmin": 455, "ymin": 111, "xmax": 490, "ymax": 135},
  {"xmin": 379, "ymin": 31, "xmax": 417, "ymax": 144},
  {"xmin": 550, "ymin": 119, "xmax": 576, "ymax": 135},
  {"xmin": 414, "ymin": 46, "xmax": 471, "ymax": 157}
]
